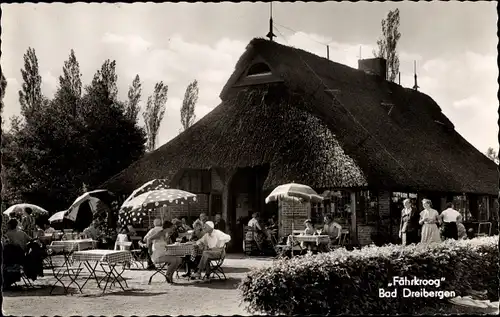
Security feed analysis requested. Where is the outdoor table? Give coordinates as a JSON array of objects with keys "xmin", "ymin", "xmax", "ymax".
[
  {"xmin": 165, "ymin": 242, "xmax": 202, "ymax": 261},
  {"xmin": 291, "ymin": 235, "xmax": 330, "ymax": 246},
  {"xmin": 52, "ymin": 239, "xmax": 97, "ymax": 251},
  {"xmin": 73, "ymin": 249, "xmax": 132, "ymax": 294}
]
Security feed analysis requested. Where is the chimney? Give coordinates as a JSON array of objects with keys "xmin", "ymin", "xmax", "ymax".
[{"xmin": 358, "ymin": 58, "xmax": 387, "ymax": 80}]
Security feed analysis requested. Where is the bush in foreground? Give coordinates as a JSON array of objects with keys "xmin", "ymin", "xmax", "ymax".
[{"xmin": 239, "ymin": 236, "xmax": 499, "ymax": 315}]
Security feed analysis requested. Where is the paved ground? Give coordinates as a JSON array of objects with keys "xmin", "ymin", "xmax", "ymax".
[{"xmin": 2, "ymin": 255, "xmax": 272, "ymax": 316}]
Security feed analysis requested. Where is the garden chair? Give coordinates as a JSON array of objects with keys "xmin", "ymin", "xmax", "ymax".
[
  {"xmin": 148, "ymin": 261, "xmax": 171, "ymax": 285},
  {"xmin": 205, "ymin": 244, "xmax": 227, "ymax": 281},
  {"xmin": 477, "ymin": 222, "xmax": 492, "ymax": 237}
]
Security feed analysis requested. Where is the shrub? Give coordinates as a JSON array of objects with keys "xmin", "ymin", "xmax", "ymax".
[{"xmin": 239, "ymin": 236, "xmax": 499, "ymax": 315}]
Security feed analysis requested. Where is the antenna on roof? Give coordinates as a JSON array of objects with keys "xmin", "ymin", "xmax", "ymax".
[
  {"xmin": 412, "ymin": 60, "xmax": 419, "ymax": 91},
  {"xmin": 327, "ymin": 45, "xmax": 330, "ymax": 60},
  {"xmin": 266, "ymin": 2, "xmax": 276, "ymax": 42}
]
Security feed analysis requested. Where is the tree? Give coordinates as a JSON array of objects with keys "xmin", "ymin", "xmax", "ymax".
[
  {"xmin": 53, "ymin": 49, "xmax": 82, "ymax": 116},
  {"xmin": 18, "ymin": 47, "xmax": 44, "ymax": 122},
  {"xmin": 373, "ymin": 9, "xmax": 401, "ymax": 82},
  {"xmin": 143, "ymin": 82, "xmax": 168, "ymax": 151},
  {"xmin": 90, "ymin": 59, "xmax": 118, "ymax": 102},
  {"xmin": 486, "ymin": 147, "xmax": 499, "ymax": 165},
  {"xmin": 2, "ymin": 55, "xmax": 146, "ymax": 211},
  {"xmin": 126, "ymin": 74, "xmax": 142, "ymax": 123},
  {"xmin": 79, "ymin": 62, "xmax": 146, "ymax": 188},
  {"xmin": 180, "ymin": 79, "xmax": 199, "ymax": 131}
]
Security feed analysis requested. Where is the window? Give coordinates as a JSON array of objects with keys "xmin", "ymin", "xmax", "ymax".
[
  {"xmin": 246, "ymin": 62, "xmax": 272, "ymax": 77},
  {"xmin": 311, "ymin": 190, "xmax": 350, "ymax": 227},
  {"xmin": 357, "ymin": 190, "xmax": 379, "ymax": 224},
  {"xmin": 178, "ymin": 169, "xmax": 211, "ymax": 193}
]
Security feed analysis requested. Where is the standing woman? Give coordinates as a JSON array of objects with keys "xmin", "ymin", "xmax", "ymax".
[
  {"xmin": 399, "ymin": 199, "xmax": 420, "ymax": 245},
  {"xmin": 419, "ymin": 199, "xmax": 442, "ymax": 244}
]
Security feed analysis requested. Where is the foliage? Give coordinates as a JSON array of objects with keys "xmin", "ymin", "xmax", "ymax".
[
  {"xmin": 18, "ymin": 47, "xmax": 45, "ymax": 123},
  {"xmin": 126, "ymin": 74, "xmax": 142, "ymax": 123},
  {"xmin": 143, "ymin": 81, "xmax": 168, "ymax": 151},
  {"xmin": 239, "ymin": 236, "xmax": 499, "ymax": 315},
  {"xmin": 485, "ymin": 147, "xmax": 499, "ymax": 165},
  {"xmin": 180, "ymin": 79, "xmax": 199, "ymax": 131},
  {"xmin": 373, "ymin": 9, "xmax": 401, "ymax": 82},
  {"xmin": 2, "ymin": 50, "xmax": 146, "ymax": 212}
]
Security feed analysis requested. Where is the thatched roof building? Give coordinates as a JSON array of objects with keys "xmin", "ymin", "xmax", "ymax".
[{"xmin": 102, "ymin": 38, "xmax": 497, "ymax": 196}]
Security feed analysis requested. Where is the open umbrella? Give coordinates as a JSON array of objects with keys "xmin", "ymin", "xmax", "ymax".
[
  {"xmin": 66, "ymin": 189, "xmax": 116, "ymax": 222},
  {"xmin": 119, "ymin": 189, "xmax": 197, "ymax": 226},
  {"xmin": 123, "ymin": 179, "xmax": 170, "ymax": 205},
  {"xmin": 265, "ymin": 183, "xmax": 323, "ymax": 204},
  {"xmin": 3, "ymin": 203, "xmax": 49, "ymax": 217},
  {"xmin": 265, "ymin": 183, "xmax": 323, "ymax": 256},
  {"xmin": 49, "ymin": 210, "xmax": 68, "ymax": 223}
]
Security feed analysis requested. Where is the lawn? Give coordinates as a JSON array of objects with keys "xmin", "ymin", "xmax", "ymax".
[{"xmin": 2, "ymin": 255, "xmax": 271, "ymax": 316}]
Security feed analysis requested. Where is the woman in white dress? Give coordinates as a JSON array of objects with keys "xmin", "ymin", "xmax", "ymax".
[{"xmin": 419, "ymin": 199, "xmax": 442, "ymax": 244}]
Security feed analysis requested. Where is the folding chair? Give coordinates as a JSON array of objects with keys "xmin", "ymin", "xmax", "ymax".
[
  {"xmin": 129, "ymin": 237, "xmax": 147, "ymax": 269},
  {"xmin": 114, "ymin": 241, "xmax": 133, "ymax": 270},
  {"xmin": 148, "ymin": 261, "xmax": 170, "ymax": 285},
  {"xmin": 205, "ymin": 244, "xmax": 227, "ymax": 281}
]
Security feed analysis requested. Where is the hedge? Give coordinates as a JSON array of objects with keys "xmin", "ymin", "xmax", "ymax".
[{"xmin": 239, "ymin": 236, "xmax": 499, "ymax": 315}]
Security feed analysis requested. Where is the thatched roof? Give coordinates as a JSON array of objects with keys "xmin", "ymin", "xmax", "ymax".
[{"xmin": 102, "ymin": 38, "xmax": 497, "ymax": 196}]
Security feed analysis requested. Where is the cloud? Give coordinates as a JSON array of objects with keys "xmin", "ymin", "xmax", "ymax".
[
  {"xmin": 102, "ymin": 32, "xmax": 151, "ymax": 53},
  {"xmin": 3, "ymin": 27, "xmax": 496, "ymax": 154}
]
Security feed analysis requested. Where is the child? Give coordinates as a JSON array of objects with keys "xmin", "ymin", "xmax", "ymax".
[
  {"xmin": 115, "ymin": 226, "xmax": 130, "ymax": 250},
  {"xmin": 301, "ymin": 219, "xmax": 317, "ymax": 251}
]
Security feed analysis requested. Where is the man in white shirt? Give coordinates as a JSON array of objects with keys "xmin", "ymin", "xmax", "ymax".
[
  {"xmin": 439, "ymin": 202, "xmax": 462, "ymax": 240},
  {"xmin": 192, "ymin": 221, "xmax": 231, "ymax": 279}
]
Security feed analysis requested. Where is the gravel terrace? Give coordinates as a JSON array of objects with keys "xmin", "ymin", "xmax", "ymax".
[{"xmin": 2, "ymin": 255, "xmax": 272, "ymax": 316}]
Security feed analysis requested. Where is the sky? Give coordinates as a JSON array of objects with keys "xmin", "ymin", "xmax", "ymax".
[{"xmin": 1, "ymin": 2, "xmax": 498, "ymax": 154}]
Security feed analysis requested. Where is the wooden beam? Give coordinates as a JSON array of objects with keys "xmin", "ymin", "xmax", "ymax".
[{"xmin": 350, "ymin": 191, "xmax": 358, "ymax": 245}]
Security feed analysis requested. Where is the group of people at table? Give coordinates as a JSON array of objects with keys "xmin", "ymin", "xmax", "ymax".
[
  {"xmin": 246, "ymin": 211, "xmax": 344, "ymax": 253},
  {"xmin": 116, "ymin": 213, "xmax": 231, "ymax": 283}
]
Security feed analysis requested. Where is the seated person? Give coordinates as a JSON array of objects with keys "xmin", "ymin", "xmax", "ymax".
[
  {"xmin": 146, "ymin": 220, "xmax": 183, "ymax": 283},
  {"xmin": 44, "ymin": 223, "xmax": 56, "ymax": 235},
  {"xmin": 141, "ymin": 218, "xmax": 163, "ymax": 270},
  {"xmin": 5, "ymin": 219, "xmax": 30, "ymax": 251},
  {"xmin": 82, "ymin": 220, "xmax": 101, "ymax": 240},
  {"xmin": 182, "ymin": 221, "xmax": 205, "ymax": 277},
  {"xmin": 301, "ymin": 219, "xmax": 318, "ymax": 251},
  {"xmin": 457, "ymin": 222, "xmax": 467, "ymax": 240},
  {"xmin": 191, "ymin": 221, "xmax": 231, "ymax": 280},
  {"xmin": 320, "ymin": 214, "xmax": 342, "ymax": 250},
  {"xmin": 190, "ymin": 221, "xmax": 205, "ymax": 242},
  {"xmin": 214, "ymin": 213, "xmax": 226, "ymax": 233},
  {"xmin": 181, "ymin": 217, "xmax": 192, "ymax": 231}
]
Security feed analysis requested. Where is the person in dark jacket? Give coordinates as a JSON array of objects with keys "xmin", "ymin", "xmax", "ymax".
[
  {"xmin": 399, "ymin": 199, "xmax": 421, "ymax": 245},
  {"xmin": 214, "ymin": 214, "xmax": 226, "ymax": 233}
]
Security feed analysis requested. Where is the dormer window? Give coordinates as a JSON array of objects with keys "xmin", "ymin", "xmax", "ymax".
[{"xmin": 246, "ymin": 62, "xmax": 272, "ymax": 78}]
